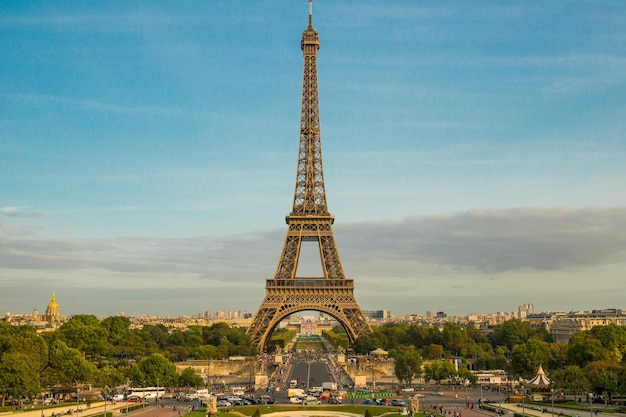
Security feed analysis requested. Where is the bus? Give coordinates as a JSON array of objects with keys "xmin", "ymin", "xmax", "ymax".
[{"xmin": 127, "ymin": 387, "xmax": 165, "ymax": 399}]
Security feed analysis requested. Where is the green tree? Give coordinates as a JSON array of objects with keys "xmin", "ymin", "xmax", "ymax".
[
  {"xmin": 423, "ymin": 361, "xmax": 456, "ymax": 383},
  {"xmin": 425, "ymin": 344, "xmax": 444, "ymax": 360},
  {"xmin": 0, "ymin": 328, "xmax": 48, "ymax": 374},
  {"xmin": 441, "ymin": 323, "xmax": 467, "ymax": 356},
  {"xmin": 167, "ymin": 346, "xmax": 191, "ymax": 362},
  {"xmin": 353, "ymin": 327, "xmax": 387, "ymax": 355},
  {"xmin": 58, "ymin": 315, "xmax": 110, "ymax": 358},
  {"xmin": 548, "ymin": 342, "xmax": 568, "ymax": 371},
  {"xmin": 458, "ymin": 366, "xmax": 477, "ymax": 385},
  {"xmin": 322, "ymin": 328, "xmax": 349, "ymax": 351},
  {"xmin": 113, "ymin": 329, "xmax": 151, "ymax": 360},
  {"xmin": 167, "ymin": 331, "xmax": 186, "ymax": 347},
  {"xmin": 48, "ymin": 339, "xmax": 95, "ymax": 385},
  {"xmin": 94, "ymin": 365, "xmax": 127, "ymax": 388},
  {"xmin": 192, "ymin": 345, "xmax": 219, "ymax": 360},
  {"xmin": 0, "ymin": 352, "xmax": 40, "ymax": 405},
  {"xmin": 490, "ymin": 319, "xmax": 533, "ymax": 350},
  {"xmin": 130, "ymin": 353, "xmax": 178, "ymax": 387},
  {"xmin": 392, "ymin": 345, "xmax": 423, "ymax": 386},
  {"xmin": 406, "ymin": 325, "xmax": 442, "ymax": 348},
  {"xmin": 549, "ymin": 365, "xmax": 588, "ymax": 395},
  {"xmin": 267, "ymin": 329, "xmax": 297, "ymax": 353},
  {"xmin": 591, "ymin": 324, "xmax": 626, "ymax": 362},
  {"xmin": 101, "ymin": 316, "xmax": 131, "ymax": 344},
  {"xmin": 566, "ymin": 332, "xmax": 610, "ymax": 367},
  {"xmin": 140, "ymin": 324, "xmax": 169, "ymax": 351},
  {"xmin": 584, "ymin": 361, "xmax": 621, "ymax": 399},
  {"xmin": 381, "ymin": 323, "xmax": 410, "ymax": 348},
  {"xmin": 186, "ymin": 334, "xmax": 204, "ymax": 349},
  {"xmin": 202, "ymin": 323, "xmax": 231, "ymax": 346},
  {"xmin": 509, "ymin": 339, "xmax": 551, "ymax": 379},
  {"xmin": 178, "ymin": 367, "xmax": 204, "ymax": 388}
]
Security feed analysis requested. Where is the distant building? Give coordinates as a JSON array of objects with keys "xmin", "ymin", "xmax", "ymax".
[
  {"xmin": 0, "ymin": 292, "xmax": 64, "ymax": 331},
  {"xmin": 363, "ymin": 310, "xmax": 391, "ymax": 320},
  {"xmin": 550, "ymin": 309, "xmax": 626, "ymax": 343},
  {"xmin": 300, "ymin": 318, "xmax": 318, "ymax": 334},
  {"xmin": 45, "ymin": 292, "xmax": 62, "ymax": 324},
  {"xmin": 517, "ymin": 303, "xmax": 534, "ymax": 319}
]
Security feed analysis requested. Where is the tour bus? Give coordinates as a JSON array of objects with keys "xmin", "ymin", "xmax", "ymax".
[{"xmin": 127, "ymin": 387, "xmax": 165, "ymax": 399}]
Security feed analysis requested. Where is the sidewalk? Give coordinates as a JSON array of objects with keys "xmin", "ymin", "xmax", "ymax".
[
  {"xmin": 3, "ymin": 402, "xmax": 150, "ymax": 417},
  {"xmin": 497, "ymin": 402, "xmax": 607, "ymax": 417}
]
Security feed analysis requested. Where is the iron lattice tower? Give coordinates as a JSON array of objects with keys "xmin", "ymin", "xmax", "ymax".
[{"xmin": 247, "ymin": 1, "xmax": 372, "ymax": 351}]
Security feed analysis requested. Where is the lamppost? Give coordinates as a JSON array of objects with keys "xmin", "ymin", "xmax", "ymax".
[
  {"xmin": 521, "ymin": 386, "xmax": 525, "ymax": 417},
  {"xmin": 125, "ymin": 379, "xmax": 130, "ymax": 416},
  {"xmin": 588, "ymin": 393, "xmax": 593, "ymax": 417},
  {"xmin": 370, "ymin": 366, "xmax": 376, "ymax": 393},
  {"xmin": 76, "ymin": 388, "xmax": 80, "ymax": 414},
  {"xmin": 156, "ymin": 378, "xmax": 159, "ymax": 407},
  {"xmin": 306, "ymin": 361, "xmax": 312, "ymax": 391},
  {"xmin": 40, "ymin": 371, "xmax": 46, "ymax": 417},
  {"xmin": 207, "ymin": 360, "xmax": 211, "ymax": 390},
  {"xmin": 551, "ymin": 389, "xmax": 555, "ymax": 417},
  {"xmin": 103, "ymin": 387, "xmax": 107, "ymax": 417}
]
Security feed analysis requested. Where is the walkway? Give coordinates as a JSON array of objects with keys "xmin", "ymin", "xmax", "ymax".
[{"xmin": 1, "ymin": 402, "xmax": 173, "ymax": 417}]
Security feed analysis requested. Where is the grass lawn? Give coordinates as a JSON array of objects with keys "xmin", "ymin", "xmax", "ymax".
[{"xmin": 185, "ymin": 405, "xmax": 416, "ymax": 417}]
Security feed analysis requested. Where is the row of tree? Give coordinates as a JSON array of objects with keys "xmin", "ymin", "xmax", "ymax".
[
  {"xmin": 0, "ymin": 315, "xmax": 254, "ymax": 404},
  {"xmin": 3, "ymin": 314, "xmax": 626, "ymax": 403},
  {"xmin": 324, "ymin": 320, "xmax": 626, "ymax": 399}
]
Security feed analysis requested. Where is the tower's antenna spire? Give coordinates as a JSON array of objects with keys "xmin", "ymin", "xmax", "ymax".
[{"xmin": 308, "ymin": 0, "xmax": 313, "ymax": 27}]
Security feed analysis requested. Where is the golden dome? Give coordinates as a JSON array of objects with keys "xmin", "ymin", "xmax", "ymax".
[
  {"xmin": 45, "ymin": 292, "xmax": 61, "ymax": 321},
  {"xmin": 47, "ymin": 293, "xmax": 59, "ymax": 309}
]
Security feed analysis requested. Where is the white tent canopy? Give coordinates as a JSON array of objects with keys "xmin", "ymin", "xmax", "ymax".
[{"xmin": 527, "ymin": 364, "xmax": 551, "ymax": 386}]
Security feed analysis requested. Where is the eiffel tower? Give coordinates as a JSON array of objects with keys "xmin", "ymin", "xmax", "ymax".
[{"xmin": 247, "ymin": 0, "xmax": 372, "ymax": 352}]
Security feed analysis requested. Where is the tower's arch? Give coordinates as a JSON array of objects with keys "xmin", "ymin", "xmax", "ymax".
[{"xmin": 253, "ymin": 303, "xmax": 366, "ymax": 353}]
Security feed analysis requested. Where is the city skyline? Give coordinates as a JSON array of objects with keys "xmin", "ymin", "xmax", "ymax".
[
  {"xmin": 2, "ymin": 2, "xmax": 626, "ymax": 317},
  {"xmin": 6, "ymin": 292, "xmax": 621, "ymax": 321}
]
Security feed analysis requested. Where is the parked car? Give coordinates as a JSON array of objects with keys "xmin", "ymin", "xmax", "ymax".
[
  {"xmin": 362, "ymin": 398, "xmax": 374, "ymax": 405},
  {"xmin": 391, "ymin": 399, "xmax": 406, "ymax": 406},
  {"xmin": 328, "ymin": 397, "xmax": 341, "ymax": 404},
  {"xmin": 216, "ymin": 400, "xmax": 231, "ymax": 407},
  {"xmin": 259, "ymin": 395, "xmax": 275, "ymax": 404},
  {"xmin": 431, "ymin": 391, "xmax": 444, "ymax": 396}
]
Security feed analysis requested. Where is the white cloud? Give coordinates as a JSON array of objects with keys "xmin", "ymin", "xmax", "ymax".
[
  {"xmin": 0, "ymin": 206, "xmax": 45, "ymax": 218},
  {"xmin": 1, "ymin": 207, "xmax": 625, "ymax": 316}
]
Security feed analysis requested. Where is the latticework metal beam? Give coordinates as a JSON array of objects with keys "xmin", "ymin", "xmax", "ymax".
[{"xmin": 247, "ymin": 1, "xmax": 372, "ymax": 352}]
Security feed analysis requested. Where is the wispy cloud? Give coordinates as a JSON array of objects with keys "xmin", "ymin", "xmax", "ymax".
[
  {"xmin": 338, "ymin": 207, "xmax": 626, "ymax": 274},
  {"xmin": 2, "ymin": 206, "xmax": 625, "ymax": 277},
  {"xmin": 0, "ymin": 206, "xmax": 45, "ymax": 218},
  {"xmin": 1, "ymin": 206, "xmax": 625, "ymax": 316},
  {"xmin": 1, "ymin": 93, "xmax": 189, "ymax": 116}
]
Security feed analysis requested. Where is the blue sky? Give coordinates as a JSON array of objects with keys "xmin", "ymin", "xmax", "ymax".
[{"xmin": 1, "ymin": 1, "xmax": 625, "ymax": 318}]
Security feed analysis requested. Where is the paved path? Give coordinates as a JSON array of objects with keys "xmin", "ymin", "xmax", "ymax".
[{"xmin": 1, "ymin": 402, "xmax": 181, "ymax": 417}]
